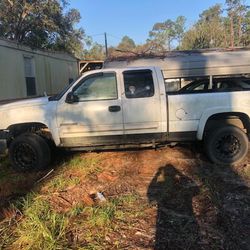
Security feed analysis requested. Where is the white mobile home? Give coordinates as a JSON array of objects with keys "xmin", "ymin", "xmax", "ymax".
[{"xmin": 0, "ymin": 39, "xmax": 79, "ymax": 101}]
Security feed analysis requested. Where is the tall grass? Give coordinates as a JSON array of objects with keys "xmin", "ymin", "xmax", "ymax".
[
  {"xmin": 12, "ymin": 193, "xmax": 69, "ymax": 250},
  {"xmin": 1, "ymin": 153, "xmax": 145, "ymax": 249}
]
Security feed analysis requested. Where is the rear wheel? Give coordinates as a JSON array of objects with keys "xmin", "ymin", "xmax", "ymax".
[
  {"xmin": 205, "ymin": 125, "xmax": 249, "ymax": 165},
  {"xmin": 9, "ymin": 133, "xmax": 51, "ymax": 172}
]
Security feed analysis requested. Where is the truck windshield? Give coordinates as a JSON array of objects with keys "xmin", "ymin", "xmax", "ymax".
[{"xmin": 48, "ymin": 75, "xmax": 82, "ymax": 101}]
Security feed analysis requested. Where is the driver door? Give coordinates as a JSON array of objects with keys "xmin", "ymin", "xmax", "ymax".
[{"xmin": 57, "ymin": 72, "xmax": 124, "ymax": 147}]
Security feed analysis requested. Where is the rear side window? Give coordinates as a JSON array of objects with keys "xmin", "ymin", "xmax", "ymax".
[
  {"xmin": 123, "ymin": 70, "xmax": 154, "ymax": 98},
  {"xmin": 213, "ymin": 78, "xmax": 250, "ymax": 91},
  {"xmin": 178, "ymin": 77, "xmax": 210, "ymax": 93}
]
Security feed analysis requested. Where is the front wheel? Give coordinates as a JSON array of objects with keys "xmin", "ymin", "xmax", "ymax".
[
  {"xmin": 205, "ymin": 125, "xmax": 249, "ymax": 165},
  {"xmin": 9, "ymin": 133, "xmax": 51, "ymax": 172}
]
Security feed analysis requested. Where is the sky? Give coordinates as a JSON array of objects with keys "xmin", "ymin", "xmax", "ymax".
[{"xmin": 68, "ymin": 0, "xmax": 250, "ymax": 47}]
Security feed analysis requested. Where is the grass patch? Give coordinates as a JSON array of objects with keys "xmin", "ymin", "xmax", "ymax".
[
  {"xmin": 11, "ymin": 193, "xmax": 69, "ymax": 250},
  {"xmin": 65, "ymin": 193, "xmax": 144, "ymax": 249},
  {"xmin": 47, "ymin": 176, "xmax": 81, "ymax": 191},
  {"xmin": 67, "ymin": 155, "xmax": 101, "ymax": 175},
  {"xmin": 6, "ymin": 192, "xmax": 143, "ymax": 250},
  {"xmin": 46, "ymin": 154, "xmax": 101, "ymax": 192}
]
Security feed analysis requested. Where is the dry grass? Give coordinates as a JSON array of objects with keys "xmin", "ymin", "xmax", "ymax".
[{"xmin": 0, "ymin": 146, "xmax": 249, "ymax": 249}]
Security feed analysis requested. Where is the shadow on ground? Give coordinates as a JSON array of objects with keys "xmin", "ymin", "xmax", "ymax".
[{"xmin": 147, "ymin": 160, "xmax": 250, "ymax": 249}]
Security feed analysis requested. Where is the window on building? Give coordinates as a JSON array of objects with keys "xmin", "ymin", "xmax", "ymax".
[
  {"xmin": 24, "ymin": 56, "xmax": 36, "ymax": 96},
  {"xmin": 123, "ymin": 70, "xmax": 155, "ymax": 98}
]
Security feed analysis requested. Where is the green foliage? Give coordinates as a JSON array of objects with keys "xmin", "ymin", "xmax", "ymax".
[
  {"xmin": 1, "ymin": 0, "xmax": 250, "ymax": 59},
  {"xmin": 180, "ymin": 1, "xmax": 250, "ymax": 50},
  {"xmin": 117, "ymin": 35, "xmax": 136, "ymax": 51},
  {"xmin": 226, "ymin": 0, "xmax": 250, "ymax": 47},
  {"xmin": 83, "ymin": 43, "xmax": 105, "ymax": 60},
  {"xmin": 147, "ymin": 16, "xmax": 186, "ymax": 51},
  {"xmin": 0, "ymin": 0, "xmax": 86, "ymax": 57},
  {"xmin": 181, "ymin": 4, "xmax": 225, "ymax": 50}
]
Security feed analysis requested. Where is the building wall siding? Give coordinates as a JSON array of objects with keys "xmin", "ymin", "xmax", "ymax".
[{"xmin": 0, "ymin": 39, "xmax": 78, "ymax": 101}]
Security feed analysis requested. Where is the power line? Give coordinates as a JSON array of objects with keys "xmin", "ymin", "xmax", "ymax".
[
  {"xmin": 87, "ymin": 33, "xmax": 104, "ymax": 37},
  {"xmin": 87, "ymin": 32, "xmax": 123, "ymax": 41},
  {"xmin": 107, "ymin": 33, "xmax": 123, "ymax": 41}
]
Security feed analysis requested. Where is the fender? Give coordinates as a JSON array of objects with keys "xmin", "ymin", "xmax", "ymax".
[
  {"xmin": 197, "ymin": 106, "xmax": 250, "ymax": 140},
  {"xmin": 0, "ymin": 97, "xmax": 61, "ymax": 145}
]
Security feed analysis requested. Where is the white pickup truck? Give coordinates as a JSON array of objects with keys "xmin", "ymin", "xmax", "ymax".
[{"xmin": 0, "ymin": 66, "xmax": 249, "ymax": 171}]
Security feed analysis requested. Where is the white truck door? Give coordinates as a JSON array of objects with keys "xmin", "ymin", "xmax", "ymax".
[
  {"xmin": 121, "ymin": 69, "xmax": 162, "ymax": 136},
  {"xmin": 57, "ymin": 72, "xmax": 124, "ymax": 146}
]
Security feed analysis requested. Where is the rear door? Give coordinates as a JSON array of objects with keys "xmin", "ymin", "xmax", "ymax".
[{"xmin": 121, "ymin": 69, "xmax": 162, "ymax": 137}]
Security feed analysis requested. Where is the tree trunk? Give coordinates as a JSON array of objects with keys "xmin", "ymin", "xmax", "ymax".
[
  {"xmin": 230, "ymin": 13, "xmax": 235, "ymax": 48},
  {"xmin": 238, "ymin": 15, "xmax": 242, "ymax": 46}
]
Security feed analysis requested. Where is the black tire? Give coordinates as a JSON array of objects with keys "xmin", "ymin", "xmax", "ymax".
[
  {"xmin": 9, "ymin": 133, "xmax": 51, "ymax": 172},
  {"xmin": 205, "ymin": 125, "xmax": 249, "ymax": 165}
]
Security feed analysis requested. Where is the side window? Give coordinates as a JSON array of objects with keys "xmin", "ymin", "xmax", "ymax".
[
  {"xmin": 235, "ymin": 79, "xmax": 250, "ymax": 89},
  {"xmin": 192, "ymin": 81, "xmax": 209, "ymax": 91},
  {"xmin": 165, "ymin": 78, "xmax": 181, "ymax": 92},
  {"xmin": 73, "ymin": 73, "xmax": 117, "ymax": 101},
  {"xmin": 167, "ymin": 76, "xmax": 210, "ymax": 94},
  {"xmin": 180, "ymin": 80, "xmax": 209, "ymax": 92},
  {"xmin": 123, "ymin": 70, "xmax": 154, "ymax": 98},
  {"xmin": 213, "ymin": 78, "xmax": 250, "ymax": 91}
]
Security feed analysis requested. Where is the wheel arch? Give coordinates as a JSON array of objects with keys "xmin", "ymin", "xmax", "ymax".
[
  {"xmin": 199, "ymin": 112, "xmax": 250, "ymax": 140},
  {"xmin": 7, "ymin": 122, "xmax": 55, "ymax": 145}
]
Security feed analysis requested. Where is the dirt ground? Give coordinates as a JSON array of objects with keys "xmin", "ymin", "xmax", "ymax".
[
  {"xmin": 0, "ymin": 144, "xmax": 249, "ymax": 249},
  {"xmin": 87, "ymin": 145, "xmax": 250, "ymax": 250}
]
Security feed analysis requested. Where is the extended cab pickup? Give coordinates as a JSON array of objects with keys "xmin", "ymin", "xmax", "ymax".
[{"xmin": 0, "ymin": 66, "xmax": 249, "ymax": 171}]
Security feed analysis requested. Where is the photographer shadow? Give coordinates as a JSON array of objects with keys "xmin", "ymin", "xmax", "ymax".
[{"xmin": 147, "ymin": 164, "xmax": 200, "ymax": 250}]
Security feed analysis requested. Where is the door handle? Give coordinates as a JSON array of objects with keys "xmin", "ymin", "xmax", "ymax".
[{"xmin": 109, "ymin": 105, "xmax": 121, "ymax": 112}]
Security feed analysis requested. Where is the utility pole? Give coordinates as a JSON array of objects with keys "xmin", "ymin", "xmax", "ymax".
[{"xmin": 104, "ymin": 32, "xmax": 108, "ymax": 58}]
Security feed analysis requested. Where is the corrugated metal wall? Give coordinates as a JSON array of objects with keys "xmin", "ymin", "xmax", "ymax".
[
  {"xmin": 104, "ymin": 49, "xmax": 250, "ymax": 78},
  {"xmin": 0, "ymin": 39, "xmax": 79, "ymax": 101}
]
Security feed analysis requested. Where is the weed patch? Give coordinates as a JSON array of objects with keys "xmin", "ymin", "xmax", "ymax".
[{"xmin": 11, "ymin": 193, "xmax": 69, "ymax": 250}]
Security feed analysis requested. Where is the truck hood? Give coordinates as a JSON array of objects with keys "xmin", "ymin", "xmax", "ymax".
[
  {"xmin": 0, "ymin": 96, "xmax": 58, "ymax": 131},
  {"xmin": 0, "ymin": 97, "xmax": 49, "ymax": 111}
]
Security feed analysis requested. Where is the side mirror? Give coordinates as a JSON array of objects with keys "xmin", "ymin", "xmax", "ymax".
[{"xmin": 65, "ymin": 91, "xmax": 78, "ymax": 104}]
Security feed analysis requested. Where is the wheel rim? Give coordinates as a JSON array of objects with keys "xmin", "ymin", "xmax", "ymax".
[
  {"xmin": 13, "ymin": 142, "xmax": 37, "ymax": 170},
  {"xmin": 214, "ymin": 134, "xmax": 241, "ymax": 160}
]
